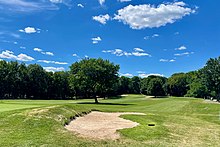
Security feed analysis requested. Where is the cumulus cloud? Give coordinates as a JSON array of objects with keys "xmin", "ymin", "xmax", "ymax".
[
  {"xmin": 93, "ymin": 14, "xmax": 110, "ymax": 25},
  {"xmin": 19, "ymin": 27, "xmax": 40, "ymax": 34},
  {"xmin": 38, "ymin": 60, "xmax": 68, "ymax": 65},
  {"xmin": 174, "ymin": 52, "xmax": 194, "ymax": 56},
  {"xmin": 92, "ymin": 37, "xmax": 102, "ymax": 44},
  {"xmin": 160, "ymin": 59, "xmax": 175, "ymax": 62},
  {"xmin": 34, "ymin": 48, "xmax": 42, "ymax": 52},
  {"xmin": 175, "ymin": 45, "xmax": 187, "ymax": 50},
  {"xmin": 120, "ymin": 73, "xmax": 133, "ymax": 77},
  {"xmin": 0, "ymin": 50, "xmax": 34, "ymax": 61},
  {"xmin": 77, "ymin": 3, "xmax": 84, "ymax": 8},
  {"xmin": 134, "ymin": 48, "xmax": 144, "ymax": 52},
  {"xmin": 152, "ymin": 34, "xmax": 159, "ymax": 38},
  {"xmin": 33, "ymin": 48, "xmax": 54, "ymax": 56},
  {"xmin": 98, "ymin": 0, "xmax": 105, "ymax": 5},
  {"xmin": 132, "ymin": 52, "xmax": 150, "ymax": 57},
  {"xmin": 102, "ymin": 48, "xmax": 151, "ymax": 57},
  {"xmin": 139, "ymin": 73, "xmax": 164, "ymax": 78},
  {"xmin": 42, "ymin": 52, "xmax": 54, "ymax": 56},
  {"xmin": 114, "ymin": 2, "xmax": 195, "ymax": 29},
  {"xmin": 43, "ymin": 67, "xmax": 65, "ymax": 72}
]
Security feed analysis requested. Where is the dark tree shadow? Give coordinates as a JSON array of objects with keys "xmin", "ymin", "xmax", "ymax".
[
  {"xmin": 106, "ymin": 96, "xmax": 122, "ymax": 99},
  {"xmin": 77, "ymin": 102, "xmax": 133, "ymax": 106},
  {"xmin": 153, "ymin": 96, "xmax": 169, "ymax": 98}
]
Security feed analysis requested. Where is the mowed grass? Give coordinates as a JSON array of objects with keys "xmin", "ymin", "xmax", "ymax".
[{"xmin": 0, "ymin": 95, "xmax": 220, "ymax": 146}]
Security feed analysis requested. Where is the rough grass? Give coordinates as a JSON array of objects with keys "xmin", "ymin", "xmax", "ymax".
[{"xmin": 0, "ymin": 95, "xmax": 220, "ymax": 146}]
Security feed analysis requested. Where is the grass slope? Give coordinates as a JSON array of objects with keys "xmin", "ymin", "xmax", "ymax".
[{"xmin": 0, "ymin": 95, "xmax": 219, "ymax": 146}]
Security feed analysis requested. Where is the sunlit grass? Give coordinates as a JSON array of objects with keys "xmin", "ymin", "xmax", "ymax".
[{"xmin": 0, "ymin": 95, "xmax": 219, "ymax": 146}]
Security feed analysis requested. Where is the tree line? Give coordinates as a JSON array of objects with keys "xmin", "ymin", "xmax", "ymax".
[{"xmin": 0, "ymin": 56, "xmax": 219, "ymax": 102}]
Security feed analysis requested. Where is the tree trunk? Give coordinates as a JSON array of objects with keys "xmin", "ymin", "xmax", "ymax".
[{"xmin": 95, "ymin": 97, "xmax": 99, "ymax": 104}]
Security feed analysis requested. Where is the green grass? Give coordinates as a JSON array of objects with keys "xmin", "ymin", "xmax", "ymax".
[{"xmin": 0, "ymin": 95, "xmax": 220, "ymax": 146}]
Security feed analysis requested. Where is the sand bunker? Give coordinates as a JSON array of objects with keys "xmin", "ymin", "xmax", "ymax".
[{"xmin": 65, "ymin": 111, "xmax": 145, "ymax": 140}]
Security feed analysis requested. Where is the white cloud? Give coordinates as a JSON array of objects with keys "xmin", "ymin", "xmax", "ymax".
[
  {"xmin": 10, "ymin": 33, "xmax": 21, "ymax": 38},
  {"xmin": 120, "ymin": 73, "xmax": 133, "ymax": 77},
  {"xmin": 19, "ymin": 27, "xmax": 39, "ymax": 34},
  {"xmin": 98, "ymin": 0, "xmax": 105, "ymax": 5},
  {"xmin": 43, "ymin": 67, "xmax": 65, "ymax": 72},
  {"xmin": 102, "ymin": 48, "xmax": 151, "ymax": 57},
  {"xmin": 0, "ymin": 50, "xmax": 34, "ymax": 61},
  {"xmin": 34, "ymin": 48, "xmax": 42, "ymax": 52},
  {"xmin": 118, "ymin": 0, "xmax": 131, "ymax": 2},
  {"xmin": 134, "ymin": 48, "xmax": 144, "ymax": 52},
  {"xmin": 132, "ymin": 52, "xmax": 150, "ymax": 57},
  {"xmin": 20, "ymin": 46, "xmax": 26, "ymax": 49},
  {"xmin": 72, "ymin": 54, "xmax": 78, "ymax": 57},
  {"xmin": 144, "ymin": 36, "xmax": 149, "ymax": 40},
  {"xmin": 152, "ymin": 34, "xmax": 159, "ymax": 38},
  {"xmin": 160, "ymin": 59, "xmax": 175, "ymax": 62},
  {"xmin": 137, "ymin": 71, "xmax": 145, "ymax": 74},
  {"xmin": 114, "ymin": 2, "xmax": 195, "ymax": 29},
  {"xmin": 33, "ymin": 48, "xmax": 54, "ymax": 56},
  {"xmin": 139, "ymin": 73, "xmax": 164, "ymax": 78},
  {"xmin": 49, "ymin": 0, "xmax": 63, "ymax": 3},
  {"xmin": 144, "ymin": 34, "xmax": 159, "ymax": 40},
  {"xmin": 174, "ymin": 52, "xmax": 194, "ymax": 56},
  {"xmin": 92, "ymin": 37, "xmax": 102, "ymax": 44},
  {"xmin": 0, "ymin": 31, "xmax": 21, "ymax": 39},
  {"xmin": 77, "ymin": 3, "xmax": 84, "ymax": 8},
  {"xmin": 42, "ymin": 52, "xmax": 54, "ymax": 56},
  {"xmin": 0, "ymin": 0, "xmax": 71, "ymax": 12},
  {"xmin": 38, "ymin": 60, "xmax": 68, "ymax": 65},
  {"xmin": 93, "ymin": 14, "xmax": 110, "ymax": 25},
  {"xmin": 175, "ymin": 45, "xmax": 187, "ymax": 50},
  {"xmin": 1, "ymin": 40, "xmax": 18, "ymax": 44}
]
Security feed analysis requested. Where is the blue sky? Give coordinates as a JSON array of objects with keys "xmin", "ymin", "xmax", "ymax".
[{"xmin": 0, "ymin": 0, "xmax": 219, "ymax": 77}]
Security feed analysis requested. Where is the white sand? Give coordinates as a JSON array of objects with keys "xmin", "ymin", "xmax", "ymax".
[{"xmin": 65, "ymin": 111, "xmax": 145, "ymax": 140}]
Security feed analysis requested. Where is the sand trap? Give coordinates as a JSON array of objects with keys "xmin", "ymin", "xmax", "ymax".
[
  {"xmin": 65, "ymin": 111, "xmax": 145, "ymax": 140},
  {"xmin": 204, "ymin": 100, "xmax": 220, "ymax": 104}
]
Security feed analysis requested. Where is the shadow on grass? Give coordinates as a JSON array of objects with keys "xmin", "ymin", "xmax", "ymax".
[
  {"xmin": 77, "ymin": 102, "xmax": 133, "ymax": 106},
  {"xmin": 153, "ymin": 96, "xmax": 169, "ymax": 98},
  {"xmin": 106, "ymin": 96, "xmax": 122, "ymax": 99}
]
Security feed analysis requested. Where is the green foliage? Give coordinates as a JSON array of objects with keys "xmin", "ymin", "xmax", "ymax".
[
  {"xmin": 167, "ymin": 73, "xmax": 189, "ymax": 97},
  {"xmin": 69, "ymin": 58, "xmax": 120, "ymax": 102},
  {"xmin": 130, "ymin": 76, "xmax": 141, "ymax": 94},
  {"xmin": 0, "ymin": 61, "xmax": 71, "ymax": 99},
  {"xmin": 0, "ymin": 56, "xmax": 220, "ymax": 100},
  {"xmin": 201, "ymin": 57, "xmax": 220, "ymax": 100},
  {"xmin": 147, "ymin": 78, "xmax": 166, "ymax": 97},
  {"xmin": 185, "ymin": 81, "xmax": 208, "ymax": 98},
  {"xmin": 118, "ymin": 76, "xmax": 132, "ymax": 94},
  {"xmin": 141, "ymin": 75, "xmax": 167, "ymax": 96}
]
